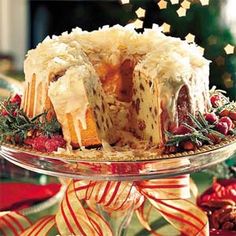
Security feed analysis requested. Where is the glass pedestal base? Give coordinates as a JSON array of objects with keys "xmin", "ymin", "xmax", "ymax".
[{"xmin": 1, "ymin": 140, "xmax": 236, "ymax": 235}]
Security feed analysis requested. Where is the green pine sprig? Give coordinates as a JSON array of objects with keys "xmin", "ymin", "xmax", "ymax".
[
  {"xmin": 0, "ymin": 97, "xmax": 62, "ymax": 144},
  {"xmin": 165, "ymin": 112, "xmax": 225, "ymax": 148}
]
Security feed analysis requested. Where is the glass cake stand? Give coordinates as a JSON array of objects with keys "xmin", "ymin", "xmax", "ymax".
[
  {"xmin": 1, "ymin": 138, "xmax": 236, "ymax": 236},
  {"xmin": 1, "ymin": 138, "xmax": 236, "ymax": 181}
]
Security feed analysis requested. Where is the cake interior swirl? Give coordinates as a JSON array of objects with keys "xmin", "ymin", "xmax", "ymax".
[{"xmin": 18, "ymin": 25, "xmax": 211, "ymax": 153}]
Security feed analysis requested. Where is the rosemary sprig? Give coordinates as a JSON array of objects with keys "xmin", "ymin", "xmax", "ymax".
[
  {"xmin": 214, "ymin": 102, "xmax": 231, "ymax": 115},
  {"xmin": 165, "ymin": 131, "xmax": 212, "ymax": 147},
  {"xmin": 165, "ymin": 112, "xmax": 226, "ymax": 148},
  {"xmin": 0, "ymin": 96, "xmax": 62, "ymax": 144}
]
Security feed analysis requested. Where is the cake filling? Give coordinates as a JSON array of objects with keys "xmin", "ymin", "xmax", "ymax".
[{"xmin": 94, "ymin": 58, "xmax": 135, "ymax": 103}]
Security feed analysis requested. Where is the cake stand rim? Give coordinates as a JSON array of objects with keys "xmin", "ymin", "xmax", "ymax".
[
  {"xmin": 0, "ymin": 138, "xmax": 236, "ymax": 181},
  {"xmin": 1, "ymin": 135, "xmax": 236, "ymax": 163}
]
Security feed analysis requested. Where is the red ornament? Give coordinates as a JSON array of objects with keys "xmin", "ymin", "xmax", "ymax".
[{"xmin": 10, "ymin": 94, "xmax": 22, "ymax": 105}]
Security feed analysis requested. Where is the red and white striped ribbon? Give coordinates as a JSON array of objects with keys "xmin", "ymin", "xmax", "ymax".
[
  {"xmin": 21, "ymin": 215, "xmax": 55, "ymax": 236},
  {"xmin": 0, "ymin": 211, "xmax": 32, "ymax": 236},
  {"xmin": 0, "ymin": 175, "xmax": 209, "ymax": 236}
]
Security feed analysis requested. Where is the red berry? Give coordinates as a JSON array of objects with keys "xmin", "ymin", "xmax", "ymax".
[
  {"xmin": 51, "ymin": 135, "xmax": 66, "ymax": 146},
  {"xmin": 229, "ymin": 111, "xmax": 236, "ymax": 121},
  {"xmin": 1, "ymin": 109, "xmax": 9, "ymax": 116},
  {"xmin": 215, "ymin": 122, "xmax": 229, "ymax": 135},
  {"xmin": 182, "ymin": 141, "xmax": 195, "ymax": 151},
  {"xmin": 32, "ymin": 136, "xmax": 48, "ymax": 152},
  {"xmin": 205, "ymin": 113, "xmax": 218, "ymax": 123},
  {"xmin": 45, "ymin": 139, "xmax": 60, "ymax": 152},
  {"xmin": 24, "ymin": 138, "xmax": 34, "ymax": 146},
  {"xmin": 219, "ymin": 117, "xmax": 233, "ymax": 130},
  {"xmin": 173, "ymin": 125, "xmax": 191, "ymax": 135},
  {"xmin": 10, "ymin": 94, "xmax": 21, "ymax": 105},
  {"xmin": 210, "ymin": 95, "xmax": 221, "ymax": 107},
  {"xmin": 45, "ymin": 135, "xmax": 66, "ymax": 152},
  {"xmin": 207, "ymin": 133, "xmax": 221, "ymax": 144},
  {"xmin": 219, "ymin": 109, "xmax": 230, "ymax": 117},
  {"xmin": 12, "ymin": 111, "xmax": 18, "ymax": 117}
]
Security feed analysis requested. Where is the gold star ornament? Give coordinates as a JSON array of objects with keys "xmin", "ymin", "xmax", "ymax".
[
  {"xmin": 170, "ymin": 0, "xmax": 179, "ymax": 4},
  {"xmin": 158, "ymin": 0, "xmax": 168, "ymax": 9},
  {"xmin": 199, "ymin": 0, "xmax": 209, "ymax": 6},
  {"xmin": 135, "ymin": 8, "xmax": 146, "ymax": 18},
  {"xmin": 120, "ymin": 0, "xmax": 129, "ymax": 4},
  {"xmin": 161, "ymin": 23, "xmax": 171, "ymax": 33},
  {"xmin": 177, "ymin": 7, "xmax": 187, "ymax": 17},
  {"xmin": 224, "ymin": 44, "xmax": 235, "ymax": 54},
  {"xmin": 133, "ymin": 19, "xmax": 143, "ymax": 29},
  {"xmin": 181, "ymin": 0, "xmax": 191, "ymax": 9},
  {"xmin": 185, "ymin": 33, "xmax": 195, "ymax": 43}
]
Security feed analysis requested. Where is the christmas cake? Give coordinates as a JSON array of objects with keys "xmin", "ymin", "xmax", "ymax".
[{"xmin": 20, "ymin": 25, "xmax": 211, "ymax": 150}]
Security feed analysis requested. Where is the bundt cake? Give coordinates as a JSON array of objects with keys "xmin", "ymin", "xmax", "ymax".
[{"xmin": 22, "ymin": 25, "xmax": 210, "ymax": 149}]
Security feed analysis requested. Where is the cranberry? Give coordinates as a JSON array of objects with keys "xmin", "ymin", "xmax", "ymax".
[
  {"xmin": 1, "ymin": 109, "xmax": 9, "ymax": 116},
  {"xmin": 45, "ymin": 139, "xmax": 60, "ymax": 152},
  {"xmin": 12, "ymin": 111, "xmax": 18, "ymax": 117},
  {"xmin": 219, "ymin": 109, "xmax": 230, "ymax": 117},
  {"xmin": 45, "ymin": 135, "xmax": 66, "ymax": 152},
  {"xmin": 219, "ymin": 117, "xmax": 233, "ymax": 130},
  {"xmin": 52, "ymin": 135, "xmax": 66, "ymax": 147},
  {"xmin": 173, "ymin": 125, "xmax": 192, "ymax": 135},
  {"xmin": 215, "ymin": 122, "xmax": 229, "ymax": 135},
  {"xmin": 229, "ymin": 111, "xmax": 236, "ymax": 121},
  {"xmin": 24, "ymin": 138, "xmax": 34, "ymax": 146},
  {"xmin": 205, "ymin": 113, "xmax": 218, "ymax": 123},
  {"xmin": 31, "ymin": 136, "xmax": 48, "ymax": 152},
  {"xmin": 24, "ymin": 134, "xmax": 66, "ymax": 152},
  {"xmin": 210, "ymin": 95, "xmax": 221, "ymax": 107},
  {"xmin": 207, "ymin": 133, "xmax": 221, "ymax": 144},
  {"xmin": 182, "ymin": 141, "xmax": 195, "ymax": 150},
  {"xmin": 10, "ymin": 94, "xmax": 21, "ymax": 105}
]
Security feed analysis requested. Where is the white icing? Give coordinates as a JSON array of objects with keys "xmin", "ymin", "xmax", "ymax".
[{"xmin": 48, "ymin": 66, "xmax": 90, "ymax": 146}]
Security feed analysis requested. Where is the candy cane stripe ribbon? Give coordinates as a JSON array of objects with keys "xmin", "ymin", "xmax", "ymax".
[
  {"xmin": 0, "ymin": 212, "xmax": 32, "ymax": 236},
  {"xmin": 0, "ymin": 174, "xmax": 209, "ymax": 236},
  {"xmin": 21, "ymin": 215, "xmax": 55, "ymax": 236}
]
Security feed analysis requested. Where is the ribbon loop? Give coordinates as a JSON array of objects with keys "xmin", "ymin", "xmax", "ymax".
[{"xmin": 0, "ymin": 176, "xmax": 209, "ymax": 236}]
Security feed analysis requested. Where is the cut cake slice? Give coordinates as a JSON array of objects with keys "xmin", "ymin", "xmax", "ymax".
[{"xmin": 131, "ymin": 43, "xmax": 210, "ymax": 146}]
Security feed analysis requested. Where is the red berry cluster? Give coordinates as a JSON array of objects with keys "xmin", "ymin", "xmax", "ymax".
[
  {"xmin": 171, "ymin": 125, "xmax": 196, "ymax": 151},
  {"xmin": 206, "ymin": 94, "xmax": 236, "ymax": 136},
  {"xmin": 0, "ymin": 94, "xmax": 66, "ymax": 153},
  {"xmin": 24, "ymin": 135, "xmax": 66, "ymax": 152},
  {"xmin": 1, "ymin": 94, "xmax": 22, "ymax": 117},
  {"xmin": 166, "ymin": 92, "xmax": 236, "ymax": 153}
]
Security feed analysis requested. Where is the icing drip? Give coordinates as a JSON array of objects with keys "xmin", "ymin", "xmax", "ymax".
[{"xmin": 48, "ymin": 66, "xmax": 90, "ymax": 146}]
